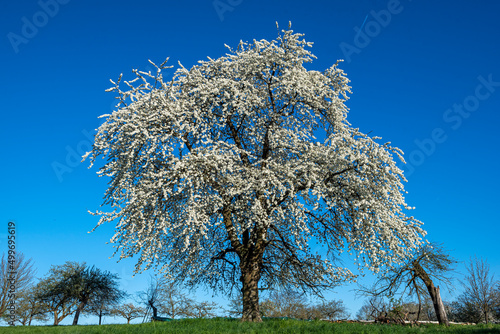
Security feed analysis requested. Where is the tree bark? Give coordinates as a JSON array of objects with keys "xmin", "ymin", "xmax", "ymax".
[
  {"xmin": 53, "ymin": 311, "xmax": 60, "ymax": 326},
  {"xmin": 413, "ymin": 261, "xmax": 449, "ymax": 326},
  {"xmin": 239, "ymin": 239, "xmax": 265, "ymax": 323},
  {"xmin": 434, "ymin": 286, "xmax": 448, "ymax": 325},
  {"xmin": 240, "ymin": 263, "xmax": 262, "ymax": 322},
  {"xmin": 72, "ymin": 301, "xmax": 86, "ymax": 325},
  {"xmin": 149, "ymin": 299, "xmax": 158, "ymax": 319}
]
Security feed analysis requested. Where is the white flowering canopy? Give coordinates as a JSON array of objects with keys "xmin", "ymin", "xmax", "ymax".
[{"xmin": 86, "ymin": 26, "xmax": 425, "ymax": 295}]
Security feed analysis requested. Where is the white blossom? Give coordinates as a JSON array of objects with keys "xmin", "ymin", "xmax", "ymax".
[{"xmin": 86, "ymin": 27, "xmax": 425, "ymax": 294}]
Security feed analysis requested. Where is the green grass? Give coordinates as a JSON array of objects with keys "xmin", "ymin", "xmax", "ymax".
[{"xmin": 2, "ymin": 319, "xmax": 500, "ymax": 334}]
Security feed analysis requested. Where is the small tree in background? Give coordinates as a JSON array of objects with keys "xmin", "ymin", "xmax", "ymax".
[
  {"xmin": 84, "ymin": 285, "xmax": 124, "ymax": 326},
  {"xmin": 457, "ymin": 256, "xmax": 497, "ymax": 324},
  {"xmin": 158, "ymin": 281, "xmax": 193, "ymax": 319},
  {"xmin": 68, "ymin": 265, "xmax": 124, "ymax": 325},
  {"xmin": 316, "ymin": 299, "xmax": 349, "ymax": 321},
  {"xmin": 84, "ymin": 301, "xmax": 113, "ymax": 325},
  {"xmin": 138, "ymin": 275, "xmax": 193, "ymax": 320},
  {"xmin": 137, "ymin": 276, "xmax": 163, "ymax": 320},
  {"xmin": 0, "ymin": 252, "xmax": 36, "ymax": 316},
  {"xmin": 494, "ymin": 282, "xmax": 500, "ymax": 321},
  {"xmin": 5, "ymin": 285, "xmax": 49, "ymax": 325},
  {"xmin": 111, "ymin": 303, "xmax": 145, "ymax": 324},
  {"xmin": 226, "ymin": 292, "xmax": 243, "ymax": 318},
  {"xmin": 190, "ymin": 301, "xmax": 219, "ymax": 318},
  {"xmin": 35, "ymin": 262, "xmax": 124, "ymax": 325},
  {"xmin": 449, "ymin": 300, "xmax": 482, "ymax": 324},
  {"xmin": 260, "ymin": 289, "xmax": 308, "ymax": 319},
  {"xmin": 35, "ymin": 262, "xmax": 82, "ymax": 325},
  {"xmin": 355, "ymin": 296, "xmax": 391, "ymax": 321}
]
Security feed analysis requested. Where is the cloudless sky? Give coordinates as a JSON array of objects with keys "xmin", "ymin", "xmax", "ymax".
[{"xmin": 1, "ymin": 0, "xmax": 499, "ymax": 325}]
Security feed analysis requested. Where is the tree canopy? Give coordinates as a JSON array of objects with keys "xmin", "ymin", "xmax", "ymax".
[
  {"xmin": 86, "ymin": 24, "xmax": 425, "ymax": 321},
  {"xmin": 35, "ymin": 262, "xmax": 123, "ymax": 325}
]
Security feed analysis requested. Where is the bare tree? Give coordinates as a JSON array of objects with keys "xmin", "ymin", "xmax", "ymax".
[
  {"xmin": 459, "ymin": 256, "xmax": 497, "ymax": 324},
  {"xmin": 190, "ymin": 301, "xmax": 218, "ymax": 318},
  {"xmin": 356, "ymin": 303, "xmax": 376, "ymax": 321},
  {"xmin": 138, "ymin": 275, "xmax": 192, "ymax": 321},
  {"xmin": 6, "ymin": 285, "xmax": 49, "ymax": 325},
  {"xmin": 260, "ymin": 288, "xmax": 309, "ymax": 319},
  {"xmin": 358, "ymin": 243, "xmax": 456, "ymax": 326},
  {"xmin": 137, "ymin": 276, "xmax": 163, "ymax": 320},
  {"xmin": 111, "ymin": 303, "xmax": 145, "ymax": 324},
  {"xmin": 0, "ymin": 252, "xmax": 36, "ymax": 316},
  {"xmin": 449, "ymin": 299, "xmax": 482, "ymax": 323},
  {"xmin": 225, "ymin": 292, "xmax": 243, "ymax": 318},
  {"xmin": 316, "ymin": 299, "xmax": 349, "ymax": 321},
  {"xmin": 158, "ymin": 282, "xmax": 193, "ymax": 319},
  {"xmin": 494, "ymin": 281, "xmax": 500, "ymax": 321},
  {"xmin": 356, "ymin": 296, "xmax": 391, "ymax": 321}
]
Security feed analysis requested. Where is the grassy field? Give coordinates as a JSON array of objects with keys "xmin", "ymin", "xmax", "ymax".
[{"xmin": 2, "ymin": 319, "xmax": 500, "ymax": 334}]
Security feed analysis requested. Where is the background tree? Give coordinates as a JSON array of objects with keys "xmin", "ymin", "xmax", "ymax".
[
  {"xmin": 158, "ymin": 281, "xmax": 193, "ymax": 319},
  {"xmin": 0, "ymin": 252, "xmax": 36, "ymax": 316},
  {"xmin": 225, "ymin": 292, "xmax": 243, "ymax": 318},
  {"xmin": 69, "ymin": 265, "xmax": 124, "ymax": 325},
  {"xmin": 449, "ymin": 300, "xmax": 482, "ymax": 324},
  {"xmin": 260, "ymin": 289, "xmax": 308, "ymax": 319},
  {"xmin": 86, "ymin": 25, "xmax": 425, "ymax": 322},
  {"xmin": 137, "ymin": 275, "xmax": 191, "ymax": 320},
  {"xmin": 316, "ymin": 299, "xmax": 349, "ymax": 321},
  {"xmin": 458, "ymin": 256, "xmax": 497, "ymax": 324},
  {"xmin": 4, "ymin": 285, "xmax": 49, "ymax": 326},
  {"xmin": 84, "ymin": 301, "xmax": 113, "ymax": 325},
  {"xmin": 358, "ymin": 243, "xmax": 456, "ymax": 325},
  {"xmin": 494, "ymin": 282, "xmax": 500, "ymax": 321},
  {"xmin": 111, "ymin": 303, "xmax": 145, "ymax": 324},
  {"xmin": 35, "ymin": 262, "xmax": 82, "ymax": 325},
  {"xmin": 137, "ymin": 276, "xmax": 163, "ymax": 320},
  {"xmin": 84, "ymin": 286, "xmax": 124, "ymax": 325},
  {"xmin": 190, "ymin": 300, "xmax": 219, "ymax": 318},
  {"xmin": 355, "ymin": 296, "xmax": 390, "ymax": 321}
]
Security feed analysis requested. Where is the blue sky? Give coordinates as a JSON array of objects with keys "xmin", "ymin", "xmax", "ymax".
[{"xmin": 1, "ymin": 0, "xmax": 500, "ymax": 325}]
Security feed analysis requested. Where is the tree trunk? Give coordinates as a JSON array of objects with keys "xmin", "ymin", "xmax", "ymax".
[
  {"xmin": 240, "ymin": 257, "xmax": 263, "ymax": 322},
  {"xmin": 432, "ymin": 286, "xmax": 448, "ymax": 325},
  {"xmin": 413, "ymin": 261, "xmax": 449, "ymax": 326},
  {"xmin": 149, "ymin": 299, "xmax": 158, "ymax": 319},
  {"xmin": 416, "ymin": 290, "xmax": 422, "ymax": 321},
  {"xmin": 53, "ymin": 311, "xmax": 60, "ymax": 326},
  {"xmin": 72, "ymin": 301, "xmax": 86, "ymax": 325},
  {"xmin": 484, "ymin": 305, "xmax": 489, "ymax": 324},
  {"xmin": 98, "ymin": 309, "xmax": 102, "ymax": 325}
]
